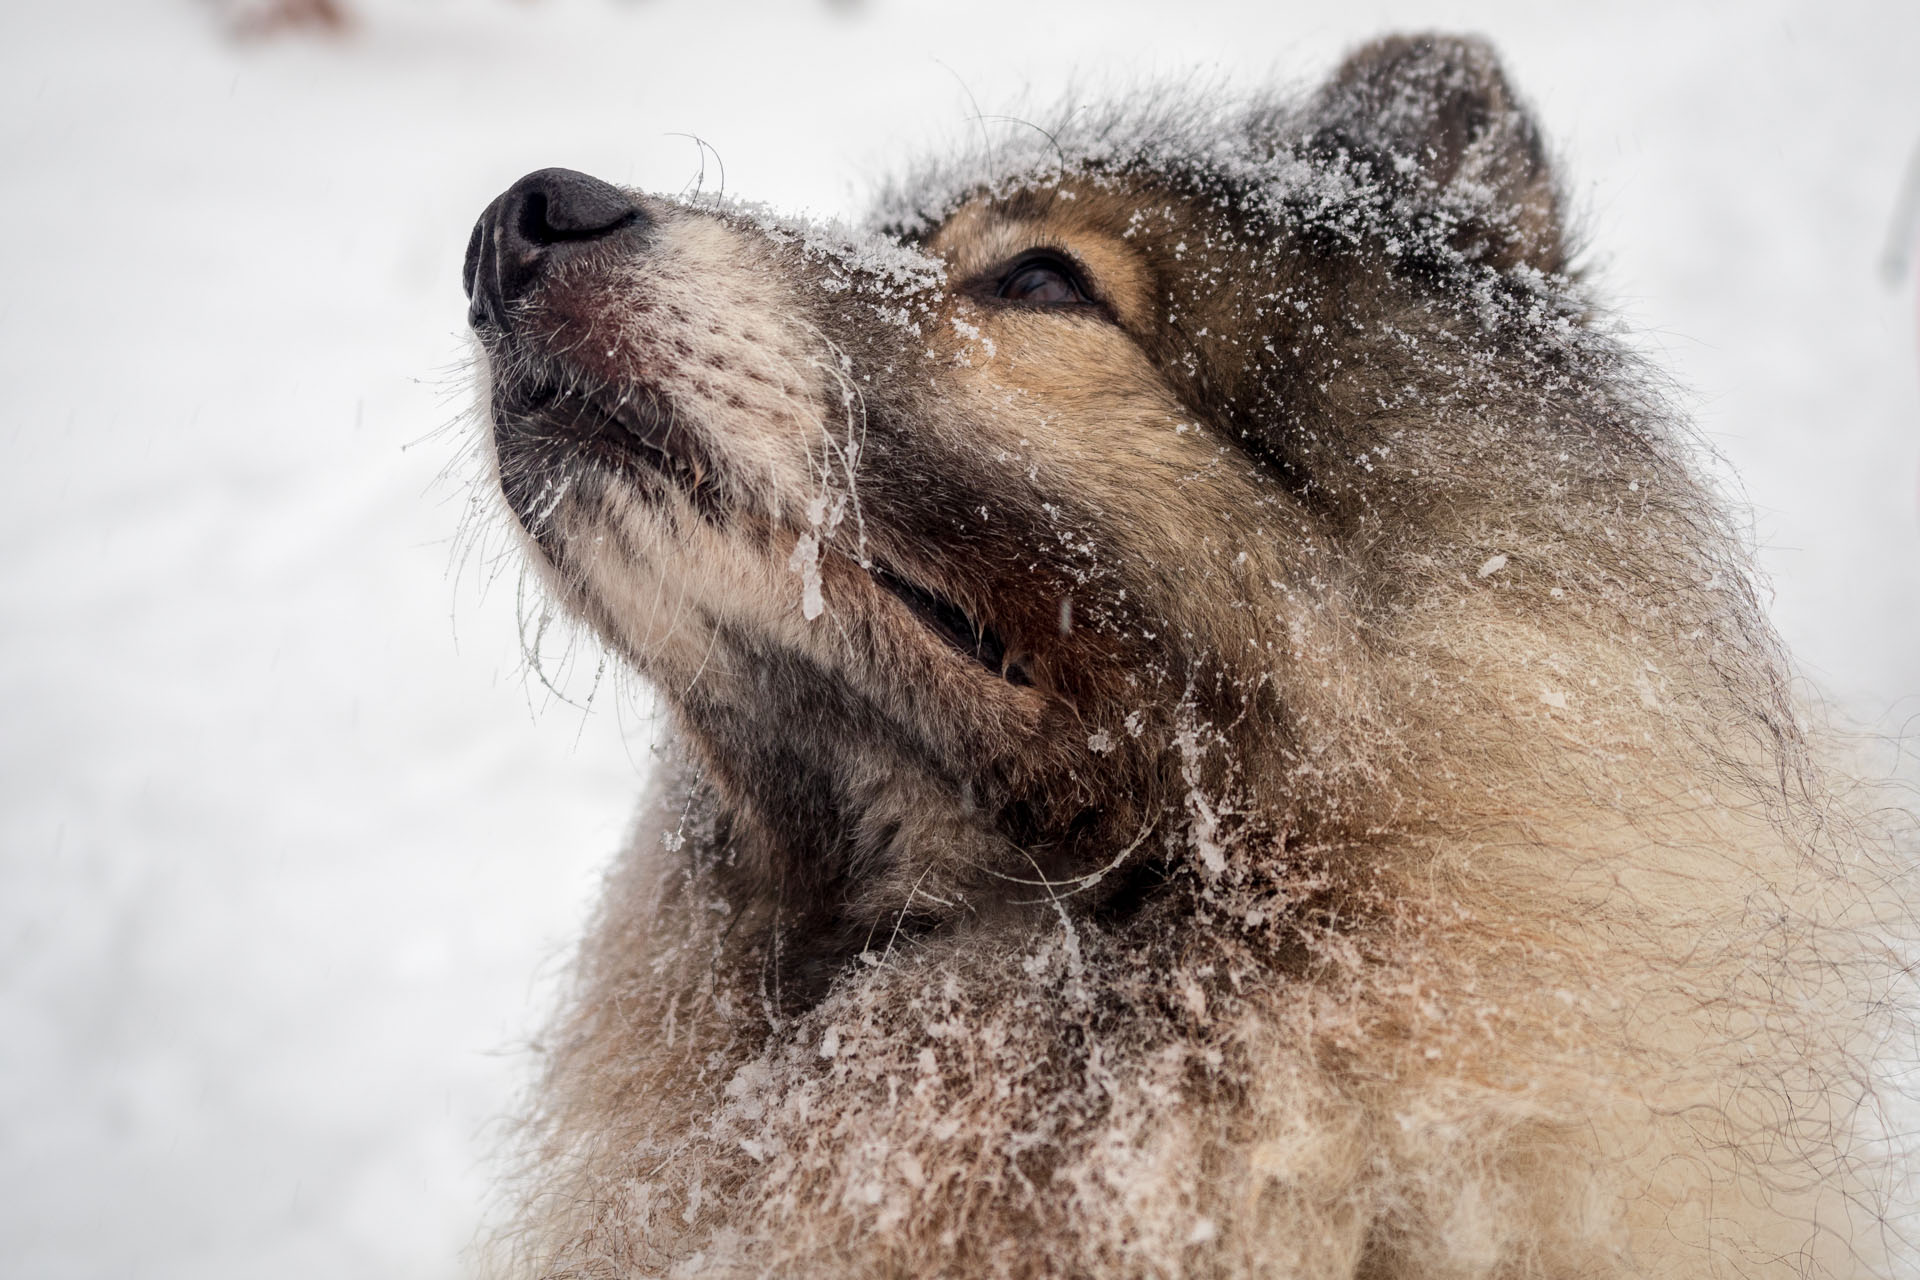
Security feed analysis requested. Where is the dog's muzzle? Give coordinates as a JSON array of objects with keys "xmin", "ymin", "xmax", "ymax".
[{"xmin": 463, "ymin": 167, "xmax": 646, "ymax": 331}]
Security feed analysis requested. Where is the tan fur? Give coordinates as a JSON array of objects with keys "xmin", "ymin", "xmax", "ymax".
[{"xmin": 471, "ymin": 35, "xmax": 1913, "ymax": 1280}]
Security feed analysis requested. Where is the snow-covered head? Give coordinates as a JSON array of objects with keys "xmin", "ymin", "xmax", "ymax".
[{"xmin": 464, "ymin": 34, "xmax": 1769, "ymax": 965}]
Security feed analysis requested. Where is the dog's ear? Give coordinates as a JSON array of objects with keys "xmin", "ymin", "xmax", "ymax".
[{"xmin": 1304, "ymin": 33, "xmax": 1564, "ymax": 274}]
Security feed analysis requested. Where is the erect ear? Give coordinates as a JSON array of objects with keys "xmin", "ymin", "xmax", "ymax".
[{"xmin": 1304, "ymin": 33, "xmax": 1565, "ymax": 274}]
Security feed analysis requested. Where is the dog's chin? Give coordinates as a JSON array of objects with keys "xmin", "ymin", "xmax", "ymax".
[{"xmin": 490, "ymin": 375, "xmax": 725, "ymax": 526}]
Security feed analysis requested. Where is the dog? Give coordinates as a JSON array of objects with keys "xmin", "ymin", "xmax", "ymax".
[{"xmin": 463, "ymin": 34, "xmax": 1909, "ymax": 1278}]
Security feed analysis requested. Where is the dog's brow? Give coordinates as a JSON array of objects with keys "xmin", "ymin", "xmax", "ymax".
[{"xmin": 931, "ymin": 206, "xmax": 1043, "ymax": 276}]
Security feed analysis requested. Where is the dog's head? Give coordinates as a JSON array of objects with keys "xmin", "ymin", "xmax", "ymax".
[{"xmin": 466, "ymin": 36, "xmax": 1617, "ymax": 938}]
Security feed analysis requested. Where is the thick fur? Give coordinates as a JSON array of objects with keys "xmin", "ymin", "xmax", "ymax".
[{"xmin": 470, "ymin": 35, "xmax": 1913, "ymax": 1279}]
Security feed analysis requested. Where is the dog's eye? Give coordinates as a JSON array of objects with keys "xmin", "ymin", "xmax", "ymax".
[{"xmin": 996, "ymin": 254, "xmax": 1090, "ymax": 305}]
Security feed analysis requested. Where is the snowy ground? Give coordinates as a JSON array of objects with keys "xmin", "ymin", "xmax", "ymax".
[{"xmin": 2, "ymin": 1, "xmax": 1916, "ymax": 1277}]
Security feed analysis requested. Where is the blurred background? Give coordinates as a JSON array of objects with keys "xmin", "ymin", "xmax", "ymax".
[{"xmin": 2, "ymin": 1, "xmax": 1916, "ymax": 1276}]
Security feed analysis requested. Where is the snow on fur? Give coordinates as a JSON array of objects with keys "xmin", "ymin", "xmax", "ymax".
[{"xmin": 476, "ymin": 38, "xmax": 1916, "ymax": 1280}]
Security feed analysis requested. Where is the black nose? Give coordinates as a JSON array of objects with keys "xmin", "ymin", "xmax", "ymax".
[{"xmin": 464, "ymin": 168, "xmax": 645, "ymax": 330}]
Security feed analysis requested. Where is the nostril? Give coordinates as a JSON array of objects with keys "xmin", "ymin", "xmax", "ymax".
[{"xmin": 517, "ymin": 192, "xmax": 554, "ymax": 249}]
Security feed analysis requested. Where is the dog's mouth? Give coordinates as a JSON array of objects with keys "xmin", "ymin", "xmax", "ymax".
[
  {"xmin": 870, "ymin": 565, "xmax": 1034, "ymax": 687},
  {"xmin": 496, "ymin": 376, "xmax": 1035, "ymax": 689},
  {"xmin": 491, "ymin": 378, "xmax": 723, "ymax": 519}
]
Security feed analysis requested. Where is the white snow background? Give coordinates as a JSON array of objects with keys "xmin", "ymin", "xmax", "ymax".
[{"xmin": 3, "ymin": 1, "xmax": 1917, "ymax": 1276}]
